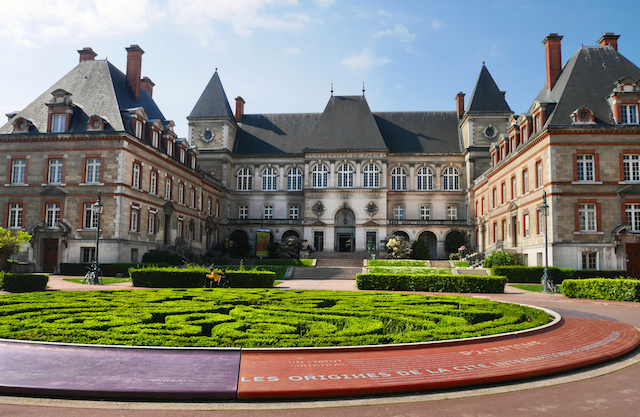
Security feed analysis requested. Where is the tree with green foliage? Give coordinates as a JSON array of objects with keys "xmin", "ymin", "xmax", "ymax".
[
  {"xmin": 0, "ymin": 227, "xmax": 31, "ymax": 271},
  {"xmin": 483, "ymin": 250, "xmax": 520, "ymax": 268},
  {"xmin": 444, "ymin": 230, "xmax": 467, "ymax": 254},
  {"xmin": 386, "ymin": 235, "xmax": 412, "ymax": 259},
  {"xmin": 277, "ymin": 236, "xmax": 303, "ymax": 259},
  {"xmin": 411, "ymin": 239, "xmax": 430, "ymax": 260}
]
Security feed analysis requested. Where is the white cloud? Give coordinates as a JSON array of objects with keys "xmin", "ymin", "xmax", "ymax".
[
  {"xmin": 0, "ymin": 0, "xmax": 164, "ymax": 46},
  {"xmin": 339, "ymin": 49, "xmax": 389, "ymax": 75},
  {"xmin": 168, "ymin": 0, "xmax": 312, "ymax": 41},
  {"xmin": 430, "ymin": 20, "xmax": 444, "ymax": 30},
  {"xmin": 377, "ymin": 8, "xmax": 393, "ymax": 18},
  {"xmin": 374, "ymin": 24, "xmax": 416, "ymax": 43},
  {"xmin": 284, "ymin": 47, "xmax": 301, "ymax": 55},
  {"xmin": 314, "ymin": 0, "xmax": 334, "ymax": 6}
]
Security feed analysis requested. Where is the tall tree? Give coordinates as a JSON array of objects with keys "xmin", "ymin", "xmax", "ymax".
[{"xmin": 0, "ymin": 228, "xmax": 31, "ymax": 271}]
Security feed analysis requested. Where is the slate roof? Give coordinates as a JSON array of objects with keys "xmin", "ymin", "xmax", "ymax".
[
  {"xmin": 534, "ymin": 46, "xmax": 640, "ymax": 127},
  {"xmin": 466, "ymin": 65, "xmax": 512, "ymax": 114},
  {"xmin": 233, "ymin": 95, "xmax": 461, "ymax": 155},
  {"xmin": 0, "ymin": 60, "xmax": 168, "ymax": 135},
  {"xmin": 188, "ymin": 71, "xmax": 234, "ymax": 119}
]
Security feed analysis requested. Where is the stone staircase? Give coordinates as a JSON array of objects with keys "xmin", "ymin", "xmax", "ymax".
[{"xmin": 290, "ymin": 258, "xmax": 364, "ymax": 280}]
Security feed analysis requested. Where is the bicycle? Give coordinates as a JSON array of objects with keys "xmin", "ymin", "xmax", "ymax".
[
  {"xmin": 544, "ymin": 277, "xmax": 557, "ymax": 294},
  {"xmin": 83, "ymin": 265, "xmax": 102, "ymax": 285}
]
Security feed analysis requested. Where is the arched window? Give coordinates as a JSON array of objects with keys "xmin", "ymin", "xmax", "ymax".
[
  {"xmin": 287, "ymin": 167, "xmax": 302, "ymax": 191},
  {"xmin": 363, "ymin": 163, "xmax": 379, "ymax": 188},
  {"xmin": 312, "ymin": 164, "xmax": 328, "ymax": 188},
  {"xmin": 237, "ymin": 167, "xmax": 252, "ymax": 191},
  {"xmin": 262, "ymin": 167, "xmax": 277, "ymax": 191},
  {"xmin": 417, "ymin": 167, "xmax": 433, "ymax": 190},
  {"xmin": 337, "ymin": 164, "xmax": 354, "ymax": 188},
  {"xmin": 391, "ymin": 167, "xmax": 407, "ymax": 190},
  {"xmin": 443, "ymin": 167, "xmax": 460, "ymax": 190}
]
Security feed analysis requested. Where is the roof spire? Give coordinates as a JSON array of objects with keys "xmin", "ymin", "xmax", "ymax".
[
  {"xmin": 331, "ymin": 80, "xmax": 333, "ymax": 97},
  {"xmin": 362, "ymin": 79, "xmax": 365, "ymax": 96}
]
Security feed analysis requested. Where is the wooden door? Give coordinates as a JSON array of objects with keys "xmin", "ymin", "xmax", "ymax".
[
  {"xmin": 627, "ymin": 244, "xmax": 640, "ymax": 278},
  {"xmin": 43, "ymin": 239, "xmax": 58, "ymax": 273}
]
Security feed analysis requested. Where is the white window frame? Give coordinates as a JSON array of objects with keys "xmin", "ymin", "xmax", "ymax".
[
  {"xmin": 522, "ymin": 169, "xmax": 529, "ymax": 194},
  {"xmin": 289, "ymin": 205, "xmax": 299, "ymax": 220},
  {"xmin": 417, "ymin": 167, "xmax": 433, "ymax": 190},
  {"xmin": 150, "ymin": 171, "xmax": 157, "ymax": 195},
  {"xmin": 447, "ymin": 205, "xmax": 457, "ymax": 220},
  {"xmin": 45, "ymin": 203, "xmax": 60, "ymax": 228},
  {"xmin": 581, "ymin": 252, "xmax": 598, "ymax": 270},
  {"xmin": 578, "ymin": 203, "xmax": 597, "ymax": 232},
  {"xmin": 86, "ymin": 158, "xmax": 101, "ymax": 184},
  {"xmin": 51, "ymin": 114, "xmax": 66, "ymax": 133},
  {"xmin": 576, "ymin": 154, "xmax": 594, "ymax": 182},
  {"xmin": 263, "ymin": 204, "xmax": 274, "ymax": 220},
  {"xmin": 165, "ymin": 178, "xmax": 172, "ymax": 200},
  {"xmin": 148, "ymin": 211, "xmax": 156, "ymax": 235},
  {"xmin": 312, "ymin": 164, "xmax": 328, "ymax": 188},
  {"xmin": 287, "ymin": 167, "xmax": 302, "ymax": 191},
  {"xmin": 8, "ymin": 203, "xmax": 23, "ymax": 229},
  {"xmin": 178, "ymin": 183, "xmax": 184, "ymax": 204},
  {"xmin": 391, "ymin": 167, "xmax": 407, "ymax": 191},
  {"xmin": 443, "ymin": 167, "xmax": 460, "ymax": 191},
  {"xmin": 132, "ymin": 163, "xmax": 141, "ymax": 189},
  {"xmin": 190, "ymin": 188, "xmax": 195, "ymax": 208},
  {"xmin": 152, "ymin": 131, "xmax": 159, "ymax": 148},
  {"xmin": 393, "ymin": 205, "xmax": 404, "ymax": 220},
  {"xmin": 621, "ymin": 104, "xmax": 639, "ymax": 124},
  {"xmin": 237, "ymin": 168, "xmax": 252, "ymax": 191},
  {"xmin": 84, "ymin": 203, "xmax": 98, "ymax": 229},
  {"xmin": 626, "ymin": 203, "xmax": 640, "ymax": 231},
  {"xmin": 337, "ymin": 164, "xmax": 354, "ymax": 188},
  {"xmin": 48, "ymin": 159, "xmax": 63, "ymax": 184},
  {"xmin": 536, "ymin": 160, "xmax": 543, "ymax": 188},
  {"xmin": 624, "ymin": 154, "xmax": 640, "ymax": 182},
  {"xmin": 239, "ymin": 205, "xmax": 248, "ymax": 220},
  {"xmin": 135, "ymin": 120, "xmax": 143, "ymax": 139},
  {"xmin": 363, "ymin": 163, "xmax": 379, "ymax": 188},
  {"xmin": 523, "ymin": 213, "xmax": 530, "ymax": 237},
  {"xmin": 420, "ymin": 205, "xmax": 430, "ymax": 221},
  {"xmin": 130, "ymin": 207, "xmax": 139, "ymax": 232},
  {"xmin": 262, "ymin": 167, "xmax": 278, "ymax": 191},
  {"xmin": 11, "ymin": 159, "xmax": 26, "ymax": 184}
]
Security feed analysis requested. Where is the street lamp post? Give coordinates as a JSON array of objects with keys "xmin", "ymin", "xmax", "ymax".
[
  {"xmin": 539, "ymin": 190, "xmax": 551, "ymax": 293},
  {"xmin": 93, "ymin": 191, "xmax": 104, "ymax": 284}
]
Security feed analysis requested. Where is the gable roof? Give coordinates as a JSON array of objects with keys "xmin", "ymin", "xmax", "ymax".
[
  {"xmin": 466, "ymin": 65, "xmax": 512, "ymax": 114},
  {"xmin": 188, "ymin": 71, "xmax": 234, "ymax": 119},
  {"xmin": 535, "ymin": 46, "xmax": 640, "ymax": 126},
  {"xmin": 0, "ymin": 59, "xmax": 168, "ymax": 135}
]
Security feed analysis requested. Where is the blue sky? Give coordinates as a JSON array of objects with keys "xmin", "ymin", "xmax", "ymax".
[{"xmin": 1, "ymin": 0, "xmax": 639, "ymax": 138}]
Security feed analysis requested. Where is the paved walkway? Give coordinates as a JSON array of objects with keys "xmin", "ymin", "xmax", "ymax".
[{"xmin": 1, "ymin": 277, "xmax": 640, "ymax": 416}]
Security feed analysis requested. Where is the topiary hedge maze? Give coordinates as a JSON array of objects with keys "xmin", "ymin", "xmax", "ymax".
[{"xmin": 0, "ymin": 289, "xmax": 550, "ymax": 348}]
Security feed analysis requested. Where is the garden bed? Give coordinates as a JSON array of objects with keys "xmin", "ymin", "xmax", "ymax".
[{"xmin": 0, "ymin": 289, "xmax": 549, "ymax": 348}]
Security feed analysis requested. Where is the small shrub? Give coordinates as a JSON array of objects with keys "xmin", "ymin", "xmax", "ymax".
[
  {"xmin": 0, "ymin": 272, "xmax": 48, "ymax": 292},
  {"xmin": 491, "ymin": 266, "xmax": 629, "ymax": 284},
  {"xmin": 386, "ymin": 235, "xmax": 412, "ymax": 259},
  {"xmin": 277, "ymin": 237, "xmax": 302, "ymax": 259},
  {"xmin": 129, "ymin": 266, "xmax": 275, "ymax": 288},
  {"xmin": 411, "ymin": 239, "xmax": 430, "ymax": 260},
  {"xmin": 483, "ymin": 251, "xmax": 519, "ymax": 268},
  {"xmin": 449, "ymin": 253, "xmax": 460, "ymax": 260},
  {"xmin": 356, "ymin": 273, "xmax": 507, "ymax": 293}
]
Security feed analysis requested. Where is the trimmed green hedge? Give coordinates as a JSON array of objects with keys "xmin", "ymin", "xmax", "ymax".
[
  {"xmin": 491, "ymin": 266, "xmax": 628, "ymax": 283},
  {"xmin": 129, "ymin": 266, "xmax": 275, "ymax": 288},
  {"xmin": 356, "ymin": 273, "xmax": 507, "ymax": 293},
  {"xmin": 562, "ymin": 278, "xmax": 640, "ymax": 301},
  {"xmin": 0, "ymin": 273, "xmax": 48, "ymax": 292}
]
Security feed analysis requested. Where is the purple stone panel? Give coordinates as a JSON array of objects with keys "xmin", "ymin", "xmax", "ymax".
[{"xmin": 0, "ymin": 341, "xmax": 240, "ymax": 400}]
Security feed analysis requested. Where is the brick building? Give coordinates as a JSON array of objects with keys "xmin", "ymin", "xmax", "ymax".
[{"xmin": 0, "ymin": 46, "xmax": 223, "ymax": 272}]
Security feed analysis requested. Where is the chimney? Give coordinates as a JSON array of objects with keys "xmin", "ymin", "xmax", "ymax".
[
  {"xmin": 455, "ymin": 92, "xmax": 465, "ymax": 118},
  {"xmin": 235, "ymin": 96, "xmax": 245, "ymax": 120},
  {"xmin": 598, "ymin": 33, "xmax": 620, "ymax": 51},
  {"xmin": 140, "ymin": 76, "xmax": 155, "ymax": 97},
  {"xmin": 542, "ymin": 34, "xmax": 563, "ymax": 91},
  {"xmin": 78, "ymin": 47, "xmax": 97, "ymax": 63},
  {"xmin": 125, "ymin": 45, "xmax": 145, "ymax": 101}
]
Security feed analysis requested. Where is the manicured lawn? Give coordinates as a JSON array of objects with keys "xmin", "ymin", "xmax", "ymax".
[
  {"xmin": 510, "ymin": 283, "xmax": 562, "ymax": 293},
  {"xmin": 0, "ymin": 289, "xmax": 550, "ymax": 348},
  {"xmin": 368, "ymin": 260, "xmax": 431, "ymax": 267},
  {"xmin": 367, "ymin": 267, "xmax": 451, "ymax": 275},
  {"xmin": 453, "ymin": 260, "xmax": 469, "ymax": 268}
]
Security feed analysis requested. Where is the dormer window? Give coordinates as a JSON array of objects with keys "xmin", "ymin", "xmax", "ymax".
[
  {"xmin": 571, "ymin": 107, "xmax": 596, "ymax": 125},
  {"xmin": 180, "ymin": 148, "xmax": 186, "ymax": 163},
  {"xmin": 190, "ymin": 155, "xmax": 196, "ymax": 169},
  {"xmin": 51, "ymin": 114, "xmax": 66, "ymax": 132},
  {"xmin": 152, "ymin": 131, "xmax": 159, "ymax": 148},
  {"xmin": 12, "ymin": 118, "xmax": 31, "ymax": 133},
  {"xmin": 46, "ymin": 89, "xmax": 73, "ymax": 133},
  {"xmin": 87, "ymin": 115, "xmax": 104, "ymax": 131},
  {"xmin": 167, "ymin": 140, "xmax": 174, "ymax": 156},
  {"xmin": 135, "ymin": 120, "xmax": 143, "ymax": 138},
  {"xmin": 621, "ymin": 105, "xmax": 638, "ymax": 124}
]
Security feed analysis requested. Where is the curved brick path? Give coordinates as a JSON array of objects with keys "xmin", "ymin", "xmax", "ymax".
[{"xmin": 2, "ymin": 276, "xmax": 640, "ymax": 416}]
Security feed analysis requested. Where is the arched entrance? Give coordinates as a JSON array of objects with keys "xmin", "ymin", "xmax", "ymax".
[
  {"xmin": 229, "ymin": 229, "xmax": 251, "ymax": 258},
  {"xmin": 418, "ymin": 231, "xmax": 438, "ymax": 259},
  {"xmin": 335, "ymin": 208, "xmax": 355, "ymax": 252},
  {"xmin": 391, "ymin": 230, "xmax": 410, "ymax": 242},
  {"xmin": 282, "ymin": 229, "xmax": 300, "ymax": 241}
]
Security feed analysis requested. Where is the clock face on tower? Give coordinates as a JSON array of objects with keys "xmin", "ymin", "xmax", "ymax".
[{"xmin": 201, "ymin": 129, "xmax": 214, "ymax": 142}]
